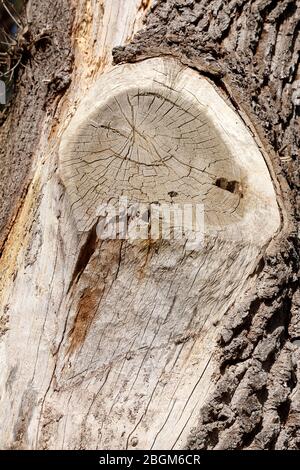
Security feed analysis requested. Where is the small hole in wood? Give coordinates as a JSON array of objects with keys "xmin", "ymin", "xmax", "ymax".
[
  {"xmin": 215, "ymin": 177, "xmax": 243, "ymax": 197},
  {"xmin": 168, "ymin": 191, "xmax": 178, "ymax": 198}
]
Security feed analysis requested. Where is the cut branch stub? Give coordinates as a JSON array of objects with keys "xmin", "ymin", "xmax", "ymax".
[
  {"xmin": 59, "ymin": 57, "xmax": 280, "ymax": 244},
  {"xmin": 55, "ymin": 58, "xmax": 281, "ymax": 449}
]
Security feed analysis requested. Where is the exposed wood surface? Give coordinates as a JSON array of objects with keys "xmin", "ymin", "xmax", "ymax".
[
  {"xmin": 112, "ymin": 0, "xmax": 299, "ymax": 450},
  {"xmin": 54, "ymin": 56, "xmax": 279, "ymax": 449},
  {"xmin": 0, "ymin": 0, "xmax": 298, "ymax": 451}
]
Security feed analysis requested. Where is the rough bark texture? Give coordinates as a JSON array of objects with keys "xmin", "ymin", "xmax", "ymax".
[
  {"xmin": 0, "ymin": 0, "xmax": 73, "ymax": 249},
  {"xmin": 0, "ymin": 0, "xmax": 299, "ymax": 450}
]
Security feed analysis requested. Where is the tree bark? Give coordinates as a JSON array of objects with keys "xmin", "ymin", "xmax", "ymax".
[{"xmin": 0, "ymin": 0, "xmax": 299, "ymax": 450}]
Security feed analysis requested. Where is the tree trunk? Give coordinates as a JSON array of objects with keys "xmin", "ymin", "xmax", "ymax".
[{"xmin": 0, "ymin": 0, "xmax": 299, "ymax": 450}]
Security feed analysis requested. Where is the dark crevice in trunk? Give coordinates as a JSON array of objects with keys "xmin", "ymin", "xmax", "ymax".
[{"xmin": 68, "ymin": 222, "xmax": 99, "ymax": 292}]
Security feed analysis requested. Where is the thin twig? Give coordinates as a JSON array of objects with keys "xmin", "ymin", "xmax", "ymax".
[
  {"xmin": 1, "ymin": 0, "xmax": 22, "ymax": 29},
  {"xmin": 1, "ymin": 28, "xmax": 16, "ymax": 46},
  {"xmin": 0, "ymin": 40, "xmax": 14, "ymax": 46},
  {"xmin": 0, "ymin": 54, "xmax": 21, "ymax": 79}
]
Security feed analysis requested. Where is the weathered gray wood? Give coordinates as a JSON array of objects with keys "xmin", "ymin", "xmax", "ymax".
[{"xmin": 0, "ymin": 0, "xmax": 298, "ymax": 451}]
